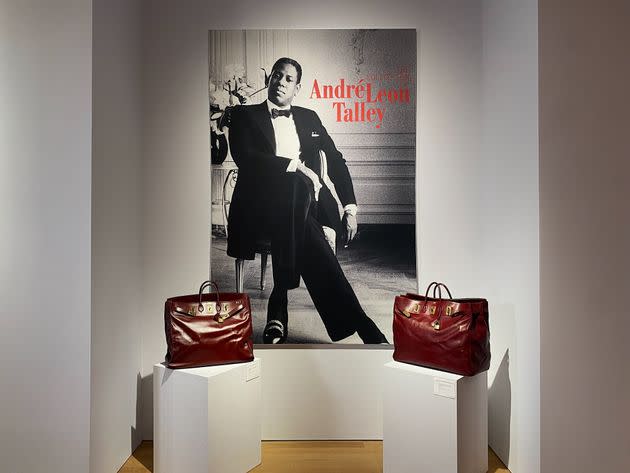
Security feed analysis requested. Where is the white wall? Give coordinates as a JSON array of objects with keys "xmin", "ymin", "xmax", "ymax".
[
  {"xmin": 91, "ymin": 1, "xmax": 144, "ymax": 472},
  {"xmin": 0, "ymin": 1, "xmax": 548, "ymax": 471},
  {"xmin": 539, "ymin": 1, "xmax": 630, "ymax": 472},
  {"xmin": 0, "ymin": 1, "xmax": 92, "ymax": 472},
  {"xmin": 257, "ymin": 349, "xmax": 393, "ymax": 439},
  {"xmin": 481, "ymin": 1, "xmax": 539, "ymax": 472}
]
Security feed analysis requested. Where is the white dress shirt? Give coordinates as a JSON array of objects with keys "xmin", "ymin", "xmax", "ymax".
[
  {"xmin": 266, "ymin": 99, "xmax": 357, "ymax": 216},
  {"xmin": 267, "ymin": 99, "xmax": 300, "ymax": 172}
]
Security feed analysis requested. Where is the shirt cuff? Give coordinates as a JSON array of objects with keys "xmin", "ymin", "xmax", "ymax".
[
  {"xmin": 343, "ymin": 204, "xmax": 358, "ymax": 217},
  {"xmin": 285, "ymin": 159, "xmax": 300, "ymax": 173}
]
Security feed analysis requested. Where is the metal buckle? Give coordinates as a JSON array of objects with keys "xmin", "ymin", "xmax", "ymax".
[
  {"xmin": 402, "ymin": 303, "xmax": 420, "ymax": 318},
  {"xmin": 197, "ymin": 303, "xmax": 217, "ymax": 315}
]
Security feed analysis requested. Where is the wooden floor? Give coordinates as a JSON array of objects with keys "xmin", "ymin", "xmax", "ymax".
[{"xmin": 119, "ymin": 441, "xmax": 510, "ymax": 473}]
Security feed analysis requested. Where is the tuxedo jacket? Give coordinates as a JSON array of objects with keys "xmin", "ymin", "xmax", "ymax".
[{"xmin": 226, "ymin": 101, "xmax": 356, "ymax": 261}]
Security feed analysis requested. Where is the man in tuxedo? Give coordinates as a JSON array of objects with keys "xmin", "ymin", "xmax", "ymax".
[{"xmin": 226, "ymin": 57, "xmax": 386, "ymax": 344}]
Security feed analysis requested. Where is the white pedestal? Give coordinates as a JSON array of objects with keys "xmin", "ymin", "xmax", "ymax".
[
  {"xmin": 154, "ymin": 359, "xmax": 262, "ymax": 473},
  {"xmin": 383, "ymin": 361, "xmax": 488, "ymax": 473}
]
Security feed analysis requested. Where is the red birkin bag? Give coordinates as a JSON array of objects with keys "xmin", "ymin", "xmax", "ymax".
[
  {"xmin": 393, "ymin": 282, "xmax": 490, "ymax": 376},
  {"xmin": 164, "ymin": 281, "xmax": 254, "ymax": 369}
]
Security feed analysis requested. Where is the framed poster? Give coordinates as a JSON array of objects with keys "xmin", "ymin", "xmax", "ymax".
[{"xmin": 209, "ymin": 29, "xmax": 416, "ymax": 345}]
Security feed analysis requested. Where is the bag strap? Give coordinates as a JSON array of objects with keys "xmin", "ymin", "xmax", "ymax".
[
  {"xmin": 422, "ymin": 282, "xmax": 454, "ymax": 330},
  {"xmin": 198, "ymin": 280, "xmax": 220, "ymax": 312},
  {"xmin": 419, "ymin": 282, "xmax": 438, "ymax": 313},
  {"xmin": 433, "ymin": 282, "xmax": 453, "ymax": 300},
  {"xmin": 422, "ymin": 281, "xmax": 452, "ymax": 304},
  {"xmin": 424, "ymin": 281, "xmax": 439, "ymax": 299}
]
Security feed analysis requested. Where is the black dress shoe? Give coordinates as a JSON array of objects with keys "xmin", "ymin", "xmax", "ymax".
[
  {"xmin": 356, "ymin": 317, "xmax": 389, "ymax": 344},
  {"xmin": 264, "ymin": 288, "xmax": 288, "ymax": 344},
  {"xmin": 263, "ymin": 319, "xmax": 287, "ymax": 344}
]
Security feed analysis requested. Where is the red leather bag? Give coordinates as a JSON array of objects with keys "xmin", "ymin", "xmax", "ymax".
[
  {"xmin": 164, "ymin": 281, "xmax": 254, "ymax": 369},
  {"xmin": 393, "ymin": 282, "xmax": 490, "ymax": 376}
]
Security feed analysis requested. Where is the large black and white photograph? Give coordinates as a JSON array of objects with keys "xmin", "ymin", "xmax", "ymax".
[{"xmin": 209, "ymin": 29, "xmax": 417, "ymax": 344}]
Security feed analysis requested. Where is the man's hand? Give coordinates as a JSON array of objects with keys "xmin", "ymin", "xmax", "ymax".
[
  {"xmin": 342, "ymin": 212, "xmax": 358, "ymax": 247},
  {"xmin": 296, "ymin": 162, "xmax": 322, "ymax": 201}
]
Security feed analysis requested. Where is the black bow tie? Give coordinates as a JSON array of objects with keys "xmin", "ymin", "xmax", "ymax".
[{"xmin": 271, "ymin": 108, "xmax": 291, "ymax": 119}]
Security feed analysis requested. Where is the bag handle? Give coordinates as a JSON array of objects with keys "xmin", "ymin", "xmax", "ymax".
[
  {"xmin": 421, "ymin": 281, "xmax": 452, "ymax": 304},
  {"xmin": 433, "ymin": 283, "xmax": 454, "ymax": 330},
  {"xmin": 420, "ymin": 282, "xmax": 454, "ymax": 301},
  {"xmin": 424, "ymin": 281, "xmax": 439, "ymax": 299},
  {"xmin": 421, "ymin": 282, "xmax": 440, "ymax": 312},
  {"xmin": 433, "ymin": 283, "xmax": 453, "ymax": 300},
  {"xmin": 420, "ymin": 282, "xmax": 454, "ymax": 330},
  {"xmin": 198, "ymin": 280, "xmax": 220, "ymax": 313}
]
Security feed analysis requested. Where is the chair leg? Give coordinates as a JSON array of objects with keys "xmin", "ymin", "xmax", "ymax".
[
  {"xmin": 235, "ymin": 259, "xmax": 244, "ymax": 293},
  {"xmin": 260, "ymin": 253, "xmax": 268, "ymax": 291}
]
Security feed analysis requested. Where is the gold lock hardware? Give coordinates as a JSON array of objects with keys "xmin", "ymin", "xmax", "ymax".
[
  {"xmin": 197, "ymin": 303, "xmax": 217, "ymax": 315},
  {"xmin": 215, "ymin": 303, "xmax": 228, "ymax": 322},
  {"xmin": 215, "ymin": 302, "xmax": 244, "ymax": 323},
  {"xmin": 401, "ymin": 303, "xmax": 420, "ymax": 318}
]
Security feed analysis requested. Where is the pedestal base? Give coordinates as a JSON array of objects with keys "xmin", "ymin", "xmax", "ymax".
[
  {"xmin": 154, "ymin": 359, "xmax": 262, "ymax": 473},
  {"xmin": 383, "ymin": 361, "xmax": 488, "ymax": 473}
]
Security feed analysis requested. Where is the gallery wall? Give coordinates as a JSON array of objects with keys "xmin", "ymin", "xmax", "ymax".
[
  {"xmin": 91, "ymin": 1, "xmax": 144, "ymax": 472},
  {"xmin": 0, "ymin": 1, "xmax": 92, "ymax": 472},
  {"xmin": 539, "ymin": 1, "xmax": 630, "ymax": 471},
  {"xmin": 139, "ymin": 2, "xmax": 539, "ymax": 473},
  {"xmin": 481, "ymin": 1, "xmax": 539, "ymax": 471},
  {"xmin": 4, "ymin": 1, "xmax": 629, "ymax": 473}
]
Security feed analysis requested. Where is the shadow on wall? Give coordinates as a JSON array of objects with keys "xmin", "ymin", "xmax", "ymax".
[
  {"xmin": 131, "ymin": 373, "xmax": 143, "ymax": 450},
  {"xmin": 131, "ymin": 372, "xmax": 152, "ymax": 470},
  {"xmin": 139, "ymin": 363, "xmax": 179, "ymax": 446},
  {"xmin": 489, "ymin": 349, "xmax": 511, "ymax": 466},
  {"xmin": 140, "ymin": 372, "xmax": 154, "ymax": 442}
]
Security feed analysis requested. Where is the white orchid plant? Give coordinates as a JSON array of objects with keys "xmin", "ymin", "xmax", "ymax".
[{"xmin": 209, "ymin": 64, "xmax": 268, "ymax": 131}]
